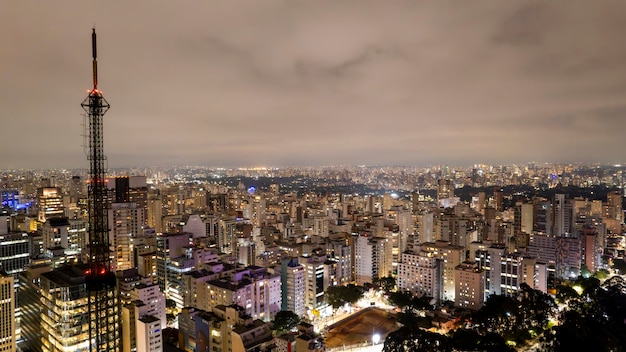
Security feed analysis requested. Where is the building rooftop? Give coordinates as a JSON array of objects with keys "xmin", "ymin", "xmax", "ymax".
[
  {"xmin": 40, "ymin": 264, "xmax": 87, "ymax": 287},
  {"xmin": 139, "ymin": 314, "xmax": 161, "ymax": 324}
]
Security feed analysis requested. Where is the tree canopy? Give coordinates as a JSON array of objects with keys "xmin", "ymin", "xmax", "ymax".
[
  {"xmin": 373, "ymin": 276, "xmax": 396, "ymax": 293},
  {"xmin": 383, "ymin": 326, "xmax": 453, "ymax": 352},
  {"xmin": 272, "ymin": 310, "xmax": 300, "ymax": 334},
  {"xmin": 388, "ymin": 291, "xmax": 432, "ymax": 313},
  {"xmin": 551, "ymin": 276, "xmax": 626, "ymax": 352},
  {"xmin": 325, "ymin": 284, "xmax": 364, "ymax": 309},
  {"xmin": 470, "ymin": 283, "xmax": 557, "ymax": 345}
]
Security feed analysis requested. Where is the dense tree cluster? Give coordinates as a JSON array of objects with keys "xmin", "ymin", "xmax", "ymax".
[
  {"xmin": 383, "ymin": 278, "xmax": 626, "ymax": 352},
  {"xmin": 373, "ymin": 276, "xmax": 397, "ymax": 293},
  {"xmin": 550, "ymin": 276, "xmax": 626, "ymax": 351},
  {"xmin": 384, "ymin": 284, "xmax": 557, "ymax": 352},
  {"xmin": 325, "ymin": 284, "xmax": 364, "ymax": 309},
  {"xmin": 272, "ymin": 310, "xmax": 300, "ymax": 334},
  {"xmin": 387, "ymin": 291, "xmax": 432, "ymax": 313},
  {"xmin": 383, "ymin": 326, "xmax": 454, "ymax": 352},
  {"xmin": 470, "ymin": 283, "xmax": 557, "ymax": 345}
]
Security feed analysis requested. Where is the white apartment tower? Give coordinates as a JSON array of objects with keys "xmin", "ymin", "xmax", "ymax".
[
  {"xmin": 397, "ymin": 250, "xmax": 443, "ymax": 301},
  {"xmin": 300, "ymin": 255, "xmax": 328, "ymax": 310},
  {"xmin": 281, "ymin": 258, "xmax": 306, "ymax": 317},
  {"xmin": 416, "ymin": 211, "xmax": 434, "ymax": 244},
  {"xmin": 354, "ymin": 235, "xmax": 393, "ymax": 285},
  {"xmin": 136, "ymin": 315, "xmax": 162, "ymax": 352}
]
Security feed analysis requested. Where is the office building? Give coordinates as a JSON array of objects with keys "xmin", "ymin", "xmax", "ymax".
[
  {"xmin": 0, "ymin": 273, "xmax": 15, "ymax": 352},
  {"xmin": 37, "ymin": 187, "xmax": 64, "ymax": 223},
  {"xmin": 39, "ymin": 265, "xmax": 91, "ymax": 352}
]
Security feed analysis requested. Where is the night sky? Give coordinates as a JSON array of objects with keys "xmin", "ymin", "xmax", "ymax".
[{"xmin": 2, "ymin": 1, "xmax": 626, "ymax": 169}]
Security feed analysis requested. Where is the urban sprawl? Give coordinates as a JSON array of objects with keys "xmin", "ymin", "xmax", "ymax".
[{"xmin": 1, "ymin": 163, "xmax": 625, "ymax": 351}]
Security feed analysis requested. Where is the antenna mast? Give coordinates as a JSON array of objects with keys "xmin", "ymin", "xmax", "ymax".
[{"xmin": 80, "ymin": 28, "xmax": 119, "ymax": 352}]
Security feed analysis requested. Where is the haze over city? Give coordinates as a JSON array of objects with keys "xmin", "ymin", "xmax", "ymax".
[{"xmin": 2, "ymin": 1, "xmax": 626, "ymax": 169}]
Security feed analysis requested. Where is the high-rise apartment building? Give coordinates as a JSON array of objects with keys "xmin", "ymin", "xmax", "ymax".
[
  {"xmin": 0, "ymin": 273, "xmax": 15, "ymax": 352},
  {"xmin": 281, "ymin": 257, "xmax": 306, "ymax": 317},
  {"xmin": 121, "ymin": 282, "xmax": 166, "ymax": 352},
  {"xmin": 437, "ymin": 179, "xmax": 454, "ymax": 203},
  {"xmin": 354, "ymin": 235, "xmax": 393, "ymax": 285},
  {"xmin": 416, "ymin": 211, "xmax": 434, "ymax": 243},
  {"xmin": 500, "ymin": 252, "xmax": 524, "ymax": 296},
  {"xmin": 206, "ymin": 266, "xmax": 282, "ymax": 321},
  {"xmin": 454, "ymin": 261, "xmax": 485, "ymax": 310},
  {"xmin": 108, "ymin": 176, "xmax": 148, "ymax": 212},
  {"xmin": 552, "ymin": 194, "xmax": 573, "ymax": 237},
  {"xmin": 147, "ymin": 193, "xmax": 163, "ymax": 233},
  {"xmin": 513, "ymin": 202, "xmax": 534, "ymax": 235},
  {"xmin": 136, "ymin": 315, "xmax": 162, "ymax": 352},
  {"xmin": 397, "ymin": 250, "xmax": 443, "ymax": 301},
  {"xmin": 474, "ymin": 245, "xmax": 506, "ymax": 297},
  {"xmin": 418, "ymin": 241, "xmax": 465, "ymax": 301},
  {"xmin": 533, "ymin": 198, "xmax": 551, "ymax": 235},
  {"xmin": 521, "ymin": 257, "xmax": 548, "ymax": 294},
  {"xmin": 41, "ymin": 217, "xmax": 86, "ymax": 258},
  {"xmin": 109, "ymin": 202, "xmax": 146, "ymax": 271}
]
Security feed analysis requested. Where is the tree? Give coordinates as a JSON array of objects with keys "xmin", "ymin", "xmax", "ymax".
[
  {"xmin": 450, "ymin": 329, "xmax": 514, "ymax": 352},
  {"xmin": 325, "ymin": 284, "xmax": 364, "ymax": 309},
  {"xmin": 555, "ymin": 284, "xmax": 579, "ymax": 305},
  {"xmin": 611, "ymin": 258, "xmax": 626, "ymax": 275},
  {"xmin": 166, "ymin": 313, "xmax": 176, "ymax": 326},
  {"xmin": 552, "ymin": 276, "xmax": 626, "ymax": 351},
  {"xmin": 373, "ymin": 276, "xmax": 396, "ymax": 293},
  {"xmin": 471, "ymin": 294, "xmax": 520, "ymax": 335},
  {"xmin": 388, "ymin": 291, "xmax": 413, "ymax": 311},
  {"xmin": 166, "ymin": 298, "xmax": 176, "ymax": 308},
  {"xmin": 518, "ymin": 283, "xmax": 557, "ymax": 332},
  {"xmin": 580, "ymin": 264, "xmax": 591, "ymax": 278},
  {"xmin": 593, "ymin": 268, "xmax": 609, "ymax": 280},
  {"xmin": 272, "ymin": 310, "xmax": 300, "ymax": 334},
  {"xmin": 409, "ymin": 295, "xmax": 433, "ymax": 312},
  {"xmin": 383, "ymin": 326, "xmax": 453, "ymax": 352}
]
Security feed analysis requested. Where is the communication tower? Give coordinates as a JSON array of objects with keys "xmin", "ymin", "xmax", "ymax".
[{"xmin": 80, "ymin": 28, "xmax": 119, "ymax": 352}]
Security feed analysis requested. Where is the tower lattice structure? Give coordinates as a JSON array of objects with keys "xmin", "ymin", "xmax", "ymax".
[{"xmin": 80, "ymin": 28, "xmax": 119, "ymax": 352}]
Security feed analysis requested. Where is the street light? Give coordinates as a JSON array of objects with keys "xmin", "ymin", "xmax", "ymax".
[{"xmin": 372, "ymin": 333, "xmax": 381, "ymax": 345}]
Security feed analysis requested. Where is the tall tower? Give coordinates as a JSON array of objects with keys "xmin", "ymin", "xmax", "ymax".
[{"xmin": 80, "ymin": 28, "xmax": 119, "ymax": 351}]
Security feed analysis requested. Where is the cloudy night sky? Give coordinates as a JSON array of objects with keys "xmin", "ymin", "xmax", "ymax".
[{"xmin": 2, "ymin": 1, "xmax": 626, "ymax": 169}]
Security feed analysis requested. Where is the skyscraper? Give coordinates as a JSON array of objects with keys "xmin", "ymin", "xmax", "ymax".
[
  {"xmin": 40, "ymin": 266, "xmax": 90, "ymax": 352},
  {"xmin": 0, "ymin": 273, "xmax": 15, "ymax": 352}
]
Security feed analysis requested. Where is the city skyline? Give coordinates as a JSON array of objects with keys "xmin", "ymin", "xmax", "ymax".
[{"xmin": 2, "ymin": 1, "xmax": 626, "ymax": 169}]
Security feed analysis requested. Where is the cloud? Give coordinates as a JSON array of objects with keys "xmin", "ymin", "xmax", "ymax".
[{"xmin": 1, "ymin": 1, "xmax": 626, "ymax": 169}]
